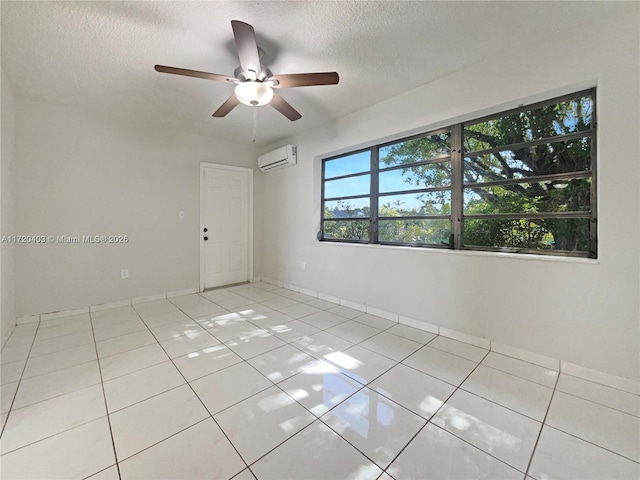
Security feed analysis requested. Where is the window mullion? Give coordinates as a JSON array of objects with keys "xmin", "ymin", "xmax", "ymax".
[
  {"xmin": 370, "ymin": 146, "xmax": 379, "ymax": 244},
  {"xmin": 450, "ymin": 123, "xmax": 463, "ymax": 249},
  {"xmin": 589, "ymin": 89, "xmax": 598, "ymax": 258},
  {"xmin": 320, "ymin": 157, "xmax": 326, "ymax": 238}
]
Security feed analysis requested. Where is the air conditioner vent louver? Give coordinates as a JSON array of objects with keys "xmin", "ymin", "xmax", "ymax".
[{"xmin": 258, "ymin": 145, "xmax": 297, "ymax": 172}]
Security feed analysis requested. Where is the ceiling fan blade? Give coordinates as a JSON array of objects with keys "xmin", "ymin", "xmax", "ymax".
[
  {"xmin": 155, "ymin": 65, "xmax": 235, "ymax": 83},
  {"xmin": 271, "ymin": 72, "xmax": 339, "ymax": 88},
  {"xmin": 270, "ymin": 92, "xmax": 301, "ymax": 121},
  {"xmin": 231, "ymin": 20, "xmax": 261, "ymax": 78},
  {"xmin": 212, "ymin": 95, "xmax": 240, "ymax": 117}
]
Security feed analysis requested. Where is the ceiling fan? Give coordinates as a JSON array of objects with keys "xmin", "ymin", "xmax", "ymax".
[{"xmin": 155, "ymin": 20, "xmax": 339, "ymax": 121}]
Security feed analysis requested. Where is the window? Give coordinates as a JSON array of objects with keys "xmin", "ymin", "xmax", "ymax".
[
  {"xmin": 377, "ymin": 130, "xmax": 452, "ymax": 245},
  {"xmin": 321, "ymin": 89, "xmax": 597, "ymax": 258},
  {"xmin": 322, "ymin": 150, "xmax": 371, "ymax": 241}
]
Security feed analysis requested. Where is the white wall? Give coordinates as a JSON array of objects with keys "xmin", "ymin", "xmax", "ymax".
[
  {"xmin": 13, "ymin": 100, "xmax": 260, "ymax": 317},
  {"xmin": 260, "ymin": 7, "xmax": 640, "ymax": 380},
  {"xmin": 1, "ymin": 69, "xmax": 17, "ymax": 346}
]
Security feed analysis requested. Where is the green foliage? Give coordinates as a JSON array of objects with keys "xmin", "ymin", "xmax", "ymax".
[
  {"xmin": 461, "ymin": 96, "xmax": 593, "ymax": 251},
  {"xmin": 323, "ymin": 219, "xmax": 368, "ymax": 241},
  {"xmin": 323, "ymin": 201, "xmax": 368, "ymax": 240},
  {"xmin": 380, "ymin": 133, "xmax": 451, "ymax": 190},
  {"xmin": 377, "ymin": 202, "xmax": 450, "ymax": 244},
  {"xmin": 324, "ymin": 94, "xmax": 593, "ymax": 253},
  {"xmin": 378, "ymin": 218, "xmax": 450, "ymax": 244}
]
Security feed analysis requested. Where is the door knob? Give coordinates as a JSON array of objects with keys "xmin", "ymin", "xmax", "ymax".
[{"xmin": 204, "ymin": 236, "xmax": 209, "ymax": 241}]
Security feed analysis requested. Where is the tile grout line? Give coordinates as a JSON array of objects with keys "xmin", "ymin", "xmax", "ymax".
[
  {"xmin": 7, "ymin": 376, "xmax": 103, "ymax": 413},
  {"xmin": 95, "ymin": 338, "xmax": 159, "ymax": 363},
  {"xmin": 17, "ymin": 284, "xmax": 640, "ymax": 396},
  {"xmin": 229, "ymin": 302, "xmax": 633, "ymax": 473},
  {"xmin": 252, "ymin": 332, "xmax": 518, "ymax": 476},
  {"xmin": 428, "ymin": 422, "xmax": 530, "ymax": 475},
  {"xmin": 216, "ymin": 304, "xmax": 430, "ymax": 407},
  {"xmin": 102, "ymin": 373, "xmax": 185, "ymax": 415},
  {"xmin": 81, "ymin": 463, "xmax": 119, "ymax": 480},
  {"xmin": 486, "ymin": 349, "xmax": 560, "ymax": 374},
  {"xmin": 474, "ymin": 363, "xmax": 558, "ymax": 389},
  {"xmin": 559, "ymin": 370, "xmax": 640, "ymax": 397},
  {"xmin": 454, "ymin": 384, "xmax": 548, "ymax": 425},
  {"xmin": 244, "ymin": 328, "xmax": 437, "ymax": 474},
  {"xmin": 263, "ymin": 281, "xmax": 640, "ymax": 396},
  {"xmin": 541, "ymin": 424, "xmax": 640, "ymax": 465},
  {"xmin": 0, "ymin": 288, "xmax": 568, "ymax": 474},
  {"xmin": 28, "ymin": 326, "xmax": 93, "ymax": 344},
  {"xmin": 242, "ymin": 380, "xmax": 371, "ymax": 472},
  {"xmin": 22, "ymin": 296, "xmax": 560, "ymax": 392},
  {"xmin": 7, "ymin": 296, "xmax": 300, "ymax": 464},
  {"xmin": 6, "ymin": 294, "xmax": 518, "ymax": 398},
  {"xmin": 0, "ymin": 415, "xmax": 113, "ymax": 457},
  {"xmin": 122, "ymin": 288, "xmax": 628, "ymax": 476},
  {"xmin": 111, "ymin": 417, "xmax": 211, "ymax": 465},
  {"xmin": 132, "ymin": 290, "xmax": 640, "ymax": 469},
  {"xmin": 16, "ymin": 287, "xmax": 631, "ymax": 478},
  {"xmin": 0, "ymin": 322, "xmax": 23, "ymax": 351},
  {"xmin": 135, "ymin": 303, "xmax": 255, "ymax": 478},
  {"xmin": 377, "ymin": 348, "xmax": 530, "ymax": 477},
  {"xmin": 25, "ymin": 319, "xmax": 150, "ymax": 361},
  {"xmin": 524, "ymin": 365, "xmax": 562, "ymax": 478},
  {"xmin": 160, "ymin": 294, "xmax": 387, "ymax": 475},
  {"xmin": 414, "ymin": 341, "xmax": 558, "ymax": 459},
  {"xmin": 310, "ymin": 371, "xmax": 417, "ymax": 473},
  {"xmin": 89, "ymin": 310, "xmax": 123, "ymax": 480},
  {"xmin": 27, "ymin": 301, "xmax": 288, "ymax": 421},
  {"xmin": 0, "ymin": 321, "xmax": 41, "ymax": 440},
  {"xmin": 552, "ymin": 388, "xmax": 640, "ymax": 419}
]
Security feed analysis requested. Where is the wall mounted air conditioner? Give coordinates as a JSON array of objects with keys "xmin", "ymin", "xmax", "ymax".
[{"xmin": 258, "ymin": 145, "xmax": 297, "ymax": 172}]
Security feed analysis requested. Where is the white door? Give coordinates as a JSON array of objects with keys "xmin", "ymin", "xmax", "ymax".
[{"xmin": 200, "ymin": 164, "xmax": 252, "ymax": 289}]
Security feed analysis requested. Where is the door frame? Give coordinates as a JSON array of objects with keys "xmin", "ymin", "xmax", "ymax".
[{"xmin": 199, "ymin": 162, "xmax": 254, "ymax": 292}]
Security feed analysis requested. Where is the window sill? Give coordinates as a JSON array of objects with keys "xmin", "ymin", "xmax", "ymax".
[{"xmin": 315, "ymin": 240, "xmax": 599, "ymax": 265}]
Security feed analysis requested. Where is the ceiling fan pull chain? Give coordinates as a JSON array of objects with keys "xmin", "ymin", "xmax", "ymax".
[{"xmin": 252, "ymin": 105, "xmax": 257, "ymax": 143}]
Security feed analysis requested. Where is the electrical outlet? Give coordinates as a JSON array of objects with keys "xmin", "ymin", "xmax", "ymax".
[
  {"xmin": 300, "ymin": 262, "xmax": 306, "ymax": 270},
  {"xmin": 179, "ymin": 211, "xmax": 185, "ymax": 219},
  {"xmin": 121, "ymin": 269, "xmax": 129, "ymax": 279}
]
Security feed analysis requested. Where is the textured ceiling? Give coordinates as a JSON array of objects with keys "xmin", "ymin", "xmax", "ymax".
[{"xmin": 1, "ymin": 1, "xmax": 616, "ymax": 146}]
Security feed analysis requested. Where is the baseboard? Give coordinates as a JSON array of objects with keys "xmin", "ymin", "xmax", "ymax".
[
  {"xmin": 16, "ymin": 314, "xmax": 40, "ymax": 325},
  {"xmin": 12, "ymin": 276, "xmax": 639, "ymax": 395},
  {"xmin": 260, "ymin": 277, "xmax": 640, "ymax": 395},
  {"xmin": 491, "ymin": 341, "xmax": 559, "ymax": 371},
  {"xmin": 366, "ymin": 306, "xmax": 398, "ymax": 322},
  {"xmin": 40, "ymin": 307, "xmax": 89, "ymax": 321},
  {"xmin": 398, "ymin": 315, "xmax": 438, "ymax": 334},
  {"xmin": 132, "ymin": 293, "xmax": 166, "ymax": 304},
  {"xmin": 90, "ymin": 299, "xmax": 132, "ymax": 313},
  {"xmin": 560, "ymin": 361, "xmax": 639, "ymax": 395},
  {"xmin": 440, "ymin": 327, "xmax": 491, "ymax": 350},
  {"xmin": 16, "ymin": 286, "xmax": 200, "ymax": 325},
  {"xmin": 1, "ymin": 322, "xmax": 18, "ymax": 349}
]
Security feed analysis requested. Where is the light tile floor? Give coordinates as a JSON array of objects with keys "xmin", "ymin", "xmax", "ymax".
[{"xmin": 1, "ymin": 282, "xmax": 639, "ymax": 479}]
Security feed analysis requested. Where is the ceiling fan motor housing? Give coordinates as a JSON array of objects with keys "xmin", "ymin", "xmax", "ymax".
[{"xmin": 233, "ymin": 65, "xmax": 273, "ymax": 83}]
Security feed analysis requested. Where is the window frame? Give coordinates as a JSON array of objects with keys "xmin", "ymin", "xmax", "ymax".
[
  {"xmin": 375, "ymin": 127, "xmax": 454, "ymax": 247},
  {"xmin": 320, "ymin": 88, "xmax": 597, "ymax": 258},
  {"xmin": 321, "ymin": 147, "xmax": 373, "ymax": 244}
]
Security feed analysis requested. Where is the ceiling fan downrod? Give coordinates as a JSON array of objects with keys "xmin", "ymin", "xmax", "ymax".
[{"xmin": 252, "ymin": 105, "xmax": 257, "ymax": 143}]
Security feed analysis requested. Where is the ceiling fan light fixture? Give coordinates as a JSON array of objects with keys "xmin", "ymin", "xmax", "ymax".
[{"xmin": 234, "ymin": 81, "xmax": 273, "ymax": 106}]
